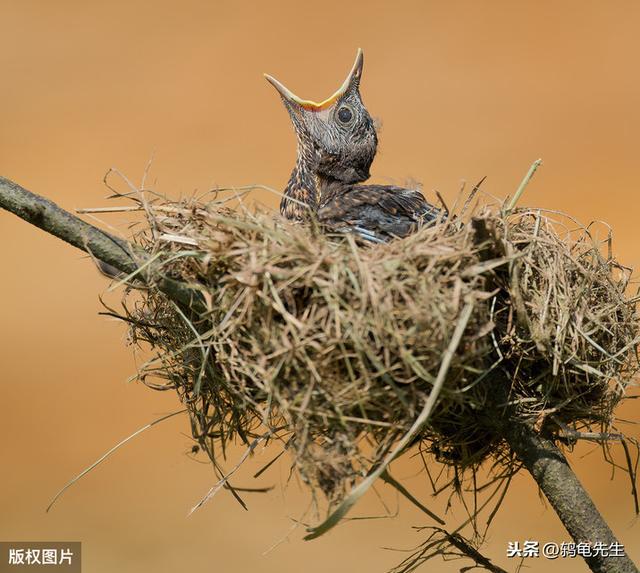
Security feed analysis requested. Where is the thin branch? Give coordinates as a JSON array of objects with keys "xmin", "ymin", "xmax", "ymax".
[
  {"xmin": 501, "ymin": 422, "xmax": 638, "ymax": 573},
  {"xmin": 0, "ymin": 175, "xmax": 203, "ymax": 311},
  {"xmin": 443, "ymin": 529, "xmax": 508, "ymax": 573}
]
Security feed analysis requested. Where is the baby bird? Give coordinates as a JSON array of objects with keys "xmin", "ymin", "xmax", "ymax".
[
  {"xmin": 265, "ymin": 49, "xmax": 441, "ymax": 242},
  {"xmin": 265, "ymin": 49, "xmax": 377, "ymax": 219}
]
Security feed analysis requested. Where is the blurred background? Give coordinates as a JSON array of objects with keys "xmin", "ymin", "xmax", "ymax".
[{"xmin": 1, "ymin": 1, "xmax": 639, "ymax": 572}]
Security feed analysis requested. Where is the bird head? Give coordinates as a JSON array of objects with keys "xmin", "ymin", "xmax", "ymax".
[{"xmin": 265, "ymin": 49, "xmax": 377, "ymax": 184}]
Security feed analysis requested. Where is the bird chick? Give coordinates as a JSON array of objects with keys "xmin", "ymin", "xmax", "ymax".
[
  {"xmin": 265, "ymin": 49, "xmax": 378, "ymax": 219},
  {"xmin": 266, "ymin": 49, "xmax": 442, "ymax": 242}
]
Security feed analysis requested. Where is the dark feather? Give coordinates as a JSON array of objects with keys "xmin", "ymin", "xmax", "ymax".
[{"xmin": 318, "ymin": 183, "xmax": 442, "ymax": 242}]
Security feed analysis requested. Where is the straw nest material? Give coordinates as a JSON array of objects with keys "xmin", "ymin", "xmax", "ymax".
[{"xmin": 116, "ymin": 191, "xmax": 639, "ymax": 506}]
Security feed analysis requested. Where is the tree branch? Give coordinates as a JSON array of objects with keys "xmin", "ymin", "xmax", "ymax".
[
  {"xmin": 501, "ymin": 422, "xmax": 638, "ymax": 573},
  {"xmin": 0, "ymin": 175, "xmax": 203, "ymax": 311}
]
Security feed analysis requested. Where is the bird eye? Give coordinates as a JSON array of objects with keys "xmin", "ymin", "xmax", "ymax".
[{"xmin": 337, "ymin": 106, "xmax": 353, "ymax": 124}]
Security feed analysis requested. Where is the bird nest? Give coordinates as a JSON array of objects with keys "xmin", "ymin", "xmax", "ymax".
[{"xmin": 114, "ymin": 191, "xmax": 639, "ymax": 511}]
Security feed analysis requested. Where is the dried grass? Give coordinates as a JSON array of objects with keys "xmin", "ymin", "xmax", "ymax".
[{"xmin": 107, "ymin": 188, "xmax": 639, "ymax": 517}]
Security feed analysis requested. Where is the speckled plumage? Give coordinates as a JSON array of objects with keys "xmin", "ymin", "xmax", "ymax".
[
  {"xmin": 267, "ymin": 50, "xmax": 377, "ymax": 220},
  {"xmin": 266, "ymin": 49, "xmax": 441, "ymax": 241},
  {"xmin": 318, "ymin": 181, "xmax": 441, "ymax": 242}
]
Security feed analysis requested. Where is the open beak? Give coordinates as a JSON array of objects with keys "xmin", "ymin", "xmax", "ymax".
[{"xmin": 264, "ymin": 48, "xmax": 363, "ymax": 111}]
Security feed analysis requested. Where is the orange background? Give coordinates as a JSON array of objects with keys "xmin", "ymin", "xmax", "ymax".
[{"xmin": 1, "ymin": 2, "xmax": 639, "ymax": 572}]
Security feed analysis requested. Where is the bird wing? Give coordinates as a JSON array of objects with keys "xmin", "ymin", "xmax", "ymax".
[
  {"xmin": 321, "ymin": 185, "xmax": 424, "ymax": 218},
  {"xmin": 318, "ymin": 184, "xmax": 441, "ymax": 242}
]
